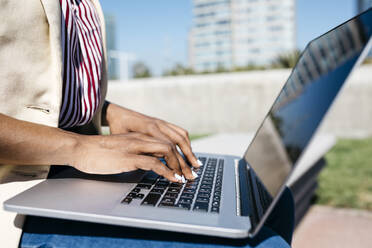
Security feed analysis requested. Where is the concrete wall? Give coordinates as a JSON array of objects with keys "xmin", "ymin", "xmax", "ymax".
[{"xmin": 106, "ymin": 65, "xmax": 372, "ymax": 138}]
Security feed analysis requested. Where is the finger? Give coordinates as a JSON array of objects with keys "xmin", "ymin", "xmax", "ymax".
[
  {"xmin": 157, "ymin": 124, "xmax": 201, "ymax": 168},
  {"xmin": 165, "ymin": 122, "xmax": 191, "ymax": 146},
  {"xmin": 144, "ymin": 124, "xmax": 173, "ymax": 143},
  {"xmin": 128, "ymin": 133, "xmax": 191, "ymax": 180},
  {"xmin": 133, "ymin": 139, "xmax": 183, "ymax": 177},
  {"xmin": 143, "ymin": 125, "xmax": 200, "ymax": 171},
  {"xmin": 176, "ymin": 152, "xmax": 198, "ymax": 180},
  {"xmin": 135, "ymin": 155, "xmax": 182, "ymax": 183}
]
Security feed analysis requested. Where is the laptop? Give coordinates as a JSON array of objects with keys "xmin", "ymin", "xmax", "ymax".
[{"xmin": 4, "ymin": 8, "xmax": 372, "ymax": 239}]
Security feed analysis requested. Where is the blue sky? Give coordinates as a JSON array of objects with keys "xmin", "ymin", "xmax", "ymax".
[{"xmin": 100, "ymin": 0, "xmax": 356, "ymax": 76}]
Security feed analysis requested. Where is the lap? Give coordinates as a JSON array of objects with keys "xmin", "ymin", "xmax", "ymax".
[
  {"xmin": 20, "ymin": 188, "xmax": 294, "ymax": 248},
  {"xmin": 20, "ymin": 223, "xmax": 289, "ymax": 248}
]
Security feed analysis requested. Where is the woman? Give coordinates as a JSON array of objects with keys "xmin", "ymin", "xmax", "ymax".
[{"xmin": 0, "ymin": 0, "xmax": 294, "ymax": 247}]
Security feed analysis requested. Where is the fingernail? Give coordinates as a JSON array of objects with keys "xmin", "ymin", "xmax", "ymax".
[
  {"xmin": 192, "ymin": 170, "xmax": 198, "ymax": 179},
  {"xmin": 174, "ymin": 173, "xmax": 182, "ymax": 182},
  {"xmin": 181, "ymin": 175, "xmax": 186, "ymax": 184},
  {"xmin": 197, "ymin": 159, "xmax": 203, "ymax": 166}
]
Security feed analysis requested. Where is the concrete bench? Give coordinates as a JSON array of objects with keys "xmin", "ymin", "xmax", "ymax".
[{"xmin": 191, "ymin": 133, "xmax": 336, "ymax": 226}]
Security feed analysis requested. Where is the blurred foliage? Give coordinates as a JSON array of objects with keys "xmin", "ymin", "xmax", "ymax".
[
  {"xmin": 160, "ymin": 50, "xmax": 301, "ymax": 77},
  {"xmin": 133, "ymin": 61, "xmax": 152, "ymax": 78},
  {"xmin": 163, "ymin": 63, "xmax": 195, "ymax": 76},
  {"xmin": 232, "ymin": 63, "xmax": 266, "ymax": 72},
  {"xmin": 189, "ymin": 134, "xmax": 211, "ymax": 141},
  {"xmin": 271, "ymin": 49, "xmax": 301, "ymax": 69},
  {"xmin": 363, "ymin": 57, "xmax": 372, "ymax": 64},
  {"xmin": 316, "ymin": 138, "xmax": 372, "ymax": 210}
]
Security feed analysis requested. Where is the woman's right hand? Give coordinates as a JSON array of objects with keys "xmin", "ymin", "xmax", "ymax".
[{"xmin": 72, "ymin": 132, "xmax": 197, "ymax": 183}]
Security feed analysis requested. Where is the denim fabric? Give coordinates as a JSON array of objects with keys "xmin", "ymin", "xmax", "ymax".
[{"xmin": 20, "ymin": 188, "xmax": 294, "ymax": 248}]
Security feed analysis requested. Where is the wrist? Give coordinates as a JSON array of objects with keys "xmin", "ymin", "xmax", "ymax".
[{"xmin": 54, "ymin": 130, "xmax": 84, "ymax": 166}]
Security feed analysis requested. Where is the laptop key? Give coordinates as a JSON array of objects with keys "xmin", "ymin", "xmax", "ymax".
[
  {"xmin": 137, "ymin": 184, "xmax": 152, "ymax": 189},
  {"xmin": 201, "ymin": 180, "xmax": 213, "ymax": 185},
  {"xmin": 132, "ymin": 188, "xmax": 141, "ymax": 193},
  {"xmin": 135, "ymin": 193, "xmax": 145, "ymax": 199},
  {"xmin": 159, "ymin": 202, "xmax": 176, "ymax": 208},
  {"xmin": 186, "ymin": 181, "xmax": 198, "ymax": 186},
  {"xmin": 184, "ymin": 185, "xmax": 197, "ymax": 190},
  {"xmin": 211, "ymin": 206, "xmax": 219, "ymax": 213},
  {"xmin": 183, "ymin": 188, "xmax": 196, "ymax": 194},
  {"xmin": 202, "ymin": 177, "xmax": 214, "ymax": 182},
  {"xmin": 176, "ymin": 203, "xmax": 191, "ymax": 210},
  {"xmin": 213, "ymin": 196, "xmax": 221, "ymax": 201},
  {"xmin": 128, "ymin": 193, "xmax": 137, "ymax": 198},
  {"xmin": 167, "ymin": 188, "xmax": 180, "ymax": 193},
  {"xmin": 199, "ymin": 188, "xmax": 211, "ymax": 194},
  {"xmin": 204, "ymin": 173, "xmax": 215, "ymax": 178},
  {"xmin": 121, "ymin": 197, "xmax": 132, "ymax": 204},
  {"xmin": 193, "ymin": 202, "xmax": 208, "ymax": 212},
  {"xmin": 164, "ymin": 192, "xmax": 178, "ymax": 198},
  {"xmin": 178, "ymin": 198, "xmax": 192, "ymax": 204},
  {"xmin": 155, "ymin": 181, "xmax": 169, "ymax": 187},
  {"xmin": 196, "ymin": 197, "xmax": 209, "ymax": 203},
  {"xmin": 142, "ymin": 193, "xmax": 161, "ymax": 206},
  {"xmin": 198, "ymin": 157, "xmax": 207, "ymax": 162},
  {"xmin": 162, "ymin": 197, "xmax": 176, "ymax": 203},
  {"xmin": 153, "ymin": 185, "xmax": 167, "ymax": 190},
  {"xmin": 150, "ymin": 188, "xmax": 164, "ymax": 194},
  {"xmin": 197, "ymin": 193, "xmax": 210, "ymax": 198},
  {"xmin": 169, "ymin": 183, "xmax": 183, "ymax": 188},
  {"xmin": 160, "ymin": 198, "xmax": 176, "ymax": 207},
  {"xmin": 201, "ymin": 184, "xmax": 212, "ymax": 190},
  {"xmin": 181, "ymin": 193, "xmax": 194, "ymax": 199}
]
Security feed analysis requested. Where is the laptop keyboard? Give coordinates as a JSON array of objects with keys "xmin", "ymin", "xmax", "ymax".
[{"xmin": 121, "ymin": 157, "xmax": 224, "ymax": 213}]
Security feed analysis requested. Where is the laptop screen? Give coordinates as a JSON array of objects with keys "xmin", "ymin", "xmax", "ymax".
[{"xmin": 244, "ymin": 9, "xmax": 372, "ymax": 202}]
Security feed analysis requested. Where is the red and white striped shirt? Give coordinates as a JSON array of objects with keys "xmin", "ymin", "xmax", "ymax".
[{"xmin": 59, "ymin": 0, "xmax": 103, "ymax": 128}]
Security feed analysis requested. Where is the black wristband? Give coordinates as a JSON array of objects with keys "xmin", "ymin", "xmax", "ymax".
[{"xmin": 101, "ymin": 100, "xmax": 111, "ymax": 125}]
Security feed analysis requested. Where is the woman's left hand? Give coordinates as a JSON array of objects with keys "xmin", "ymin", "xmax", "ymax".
[{"xmin": 104, "ymin": 102, "xmax": 202, "ymax": 169}]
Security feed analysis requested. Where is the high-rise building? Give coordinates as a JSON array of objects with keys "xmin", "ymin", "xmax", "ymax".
[
  {"xmin": 189, "ymin": 0, "xmax": 296, "ymax": 72},
  {"xmin": 357, "ymin": 0, "xmax": 372, "ymax": 13},
  {"xmin": 104, "ymin": 13, "xmax": 119, "ymax": 80}
]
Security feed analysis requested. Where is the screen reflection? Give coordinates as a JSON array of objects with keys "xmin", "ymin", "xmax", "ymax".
[{"xmin": 244, "ymin": 9, "xmax": 372, "ymax": 201}]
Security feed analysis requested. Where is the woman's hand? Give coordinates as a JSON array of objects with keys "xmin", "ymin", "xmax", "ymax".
[
  {"xmin": 73, "ymin": 132, "xmax": 198, "ymax": 182},
  {"xmin": 104, "ymin": 102, "xmax": 202, "ymax": 170}
]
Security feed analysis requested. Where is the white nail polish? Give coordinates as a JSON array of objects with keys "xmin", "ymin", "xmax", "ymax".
[
  {"xmin": 197, "ymin": 159, "xmax": 203, "ymax": 166},
  {"xmin": 192, "ymin": 170, "xmax": 198, "ymax": 179},
  {"xmin": 181, "ymin": 175, "xmax": 186, "ymax": 183},
  {"xmin": 174, "ymin": 173, "xmax": 182, "ymax": 181}
]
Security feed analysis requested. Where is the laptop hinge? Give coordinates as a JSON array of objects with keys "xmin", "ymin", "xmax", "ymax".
[
  {"xmin": 236, "ymin": 159, "xmax": 260, "ymax": 229},
  {"xmin": 236, "ymin": 160, "xmax": 254, "ymax": 215}
]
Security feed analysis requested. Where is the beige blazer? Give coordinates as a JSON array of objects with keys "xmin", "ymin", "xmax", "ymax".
[{"xmin": 0, "ymin": 0, "xmax": 108, "ymax": 247}]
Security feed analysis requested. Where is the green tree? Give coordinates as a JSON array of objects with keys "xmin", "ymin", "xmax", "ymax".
[
  {"xmin": 163, "ymin": 63, "xmax": 195, "ymax": 76},
  {"xmin": 271, "ymin": 49, "xmax": 301, "ymax": 69},
  {"xmin": 132, "ymin": 62, "xmax": 152, "ymax": 78},
  {"xmin": 232, "ymin": 63, "xmax": 266, "ymax": 72},
  {"xmin": 215, "ymin": 63, "xmax": 228, "ymax": 73}
]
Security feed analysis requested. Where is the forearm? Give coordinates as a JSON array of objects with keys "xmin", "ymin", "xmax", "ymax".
[{"xmin": 0, "ymin": 113, "xmax": 80, "ymax": 166}]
